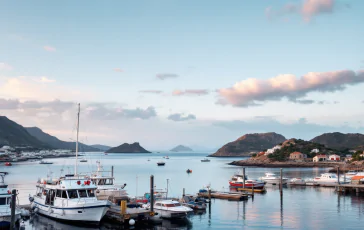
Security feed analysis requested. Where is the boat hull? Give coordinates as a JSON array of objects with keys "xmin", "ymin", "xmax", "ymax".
[
  {"xmin": 0, "ymin": 213, "xmax": 21, "ymax": 229},
  {"xmin": 261, "ymin": 178, "xmax": 288, "ymax": 184},
  {"xmin": 229, "ymin": 181, "xmax": 265, "ymax": 189},
  {"xmin": 153, "ymin": 208, "xmax": 188, "ymax": 219},
  {"xmin": 32, "ymin": 201, "xmax": 109, "ymax": 223}
]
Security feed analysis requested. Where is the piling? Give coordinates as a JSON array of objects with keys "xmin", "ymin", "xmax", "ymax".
[
  {"xmin": 337, "ymin": 167, "xmax": 340, "ymax": 185},
  {"xmin": 120, "ymin": 200, "xmax": 127, "ymax": 215},
  {"xmin": 150, "ymin": 175, "xmax": 154, "ymax": 212},
  {"xmin": 243, "ymin": 168, "xmax": 246, "ymax": 189},
  {"xmin": 183, "ymin": 188, "xmax": 185, "ymax": 197},
  {"xmin": 208, "ymin": 189, "xmax": 211, "ymax": 200},
  {"xmin": 111, "ymin": 166, "xmax": 114, "ymax": 178},
  {"xmin": 10, "ymin": 189, "xmax": 16, "ymax": 229},
  {"xmin": 280, "ymin": 168, "xmax": 283, "ymax": 194},
  {"xmin": 252, "ymin": 186, "xmax": 255, "ymax": 198}
]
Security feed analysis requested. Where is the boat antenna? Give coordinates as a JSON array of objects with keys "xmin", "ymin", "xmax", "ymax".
[
  {"xmin": 166, "ymin": 179, "xmax": 169, "ymax": 199},
  {"xmin": 75, "ymin": 103, "xmax": 80, "ymax": 176}
]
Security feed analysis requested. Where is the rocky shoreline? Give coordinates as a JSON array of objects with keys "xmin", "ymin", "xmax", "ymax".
[{"xmin": 229, "ymin": 160, "xmax": 342, "ymax": 168}]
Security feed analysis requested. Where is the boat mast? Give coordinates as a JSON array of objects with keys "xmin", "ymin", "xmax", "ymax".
[{"xmin": 75, "ymin": 103, "xmax": 80, "ymax": 175}]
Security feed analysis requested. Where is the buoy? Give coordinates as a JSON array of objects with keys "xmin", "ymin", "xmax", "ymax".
[{"xmin": 129, "ymin": 219, "xmax": 135, "ymax": 226}]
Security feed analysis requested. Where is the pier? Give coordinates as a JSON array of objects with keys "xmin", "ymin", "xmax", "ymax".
[{"xmin": 335, "ymin": 184, "xmax": 364, "ymax": 194}]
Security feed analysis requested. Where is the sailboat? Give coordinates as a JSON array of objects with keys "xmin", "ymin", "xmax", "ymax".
[{"xmin": 29, "ymin": 104, "xmax": 111, "ymax": 223}]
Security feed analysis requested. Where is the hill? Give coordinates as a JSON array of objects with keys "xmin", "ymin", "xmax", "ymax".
[
  {"xmin": 0, "ymin": 116, "xmax": 49, "ymax": 148},
  {"xmin": 170, "ymin": 145, "xmax": 193, "ymax": 152},
  {"xmin": 209, "ymin": 132, "xmax": 286, "ymax": 157},
  {"xmin": 311, "ymin": 132, "xmax": 364, "ymax": 150},
  {"xmin": 266, "ymin": 138, "xmax": 334, "ymax": 161},
  {"xmin": 106, "ymin": 142, "xmax": 151, "ymax": 153},
  {"xmin": 90, "ymin": 144, "xmax": 111, "ymax": 151},
  {"xmin": 25, "ymin": 127, "xmax": 99, "ymax": 152}
]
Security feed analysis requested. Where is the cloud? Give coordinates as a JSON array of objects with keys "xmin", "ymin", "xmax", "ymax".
[
  {"xmin": 35, "ymin": 77, "xmax": 56, "ymax": 83},
  {"xmin": 139, "ymin": 90, "xmax": 163, "ymax": 94},
  {"xmin": 0, "ymin": 99, "xmax": 20, "ymax": 110},
  {"xmin": 0, "ymin": 63, "xmax": 13, "ymax": 71},
  {"xmin": 167, "ymin": 113, "xmax": 196, "ymax": 122},
  {"xmin": 290, "ymin": 99, "xmax": 315, "ymax": 104},
  {"xmin": 86, "ymin": 105, "xmax": 156, "ymax": 120},
  {"xmin": 266, "ymin": 0, "xmax": 336, "ymax": 22},
  {"xmin": 114, "ymin": 68, "xmax": 123, "ymax": 72},
  {"xmin": 156, "ymin": 73, "xmax": 179, "ymax": 80},
  {"xmin": 172, "ymin": 89, "xmax": 209, "ymax": 96},
  {"xmin": 217, "ymin": 70, "xmax": 364, "ymax": 107},
  {"xmin": 43, "ymin": 45, "xmax": 56, "ymax": 52}
]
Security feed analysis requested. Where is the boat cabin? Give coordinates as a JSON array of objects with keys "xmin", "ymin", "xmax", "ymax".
[{"xmin": 155, "ymin": 200, "xmax": 182, "ymax": 208}]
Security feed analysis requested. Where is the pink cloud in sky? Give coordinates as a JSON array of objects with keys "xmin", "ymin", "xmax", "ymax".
[
  {"xmin": 217, "ymin": 70, "xmax": 364, "ymax": 107},
  {"xmin": 43, "ymin": 45, "xmax": 56, "ymax": 52},
  {"xmin": 0, "ymin": 63, "xmax": 13, "ymax": 71},
  {"xmin": 172, "ymin": 89, "xmax": 209, "ymax": 96}
]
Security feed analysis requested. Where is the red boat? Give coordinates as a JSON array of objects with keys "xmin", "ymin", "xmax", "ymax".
[
  {"xmin": 229, "ymin": 173, "xmax": 265, "ymax": 189},
  {"xmin": 4, "ymin": 162, "xmax": 12, "ymax": 166}
]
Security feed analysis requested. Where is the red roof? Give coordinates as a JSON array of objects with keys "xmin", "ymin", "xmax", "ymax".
[{"xmin": 290, "ymin": 152, "xmax": 302, "ymax": 155}]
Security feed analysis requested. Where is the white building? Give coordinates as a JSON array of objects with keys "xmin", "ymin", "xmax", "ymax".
[
  {"xmin": 311, "ymin": 149, "xmax": 320, "ymax": 154},
  {"xmin": 265, "ymin": 145, "xmax": 282, "ymax": 155}
]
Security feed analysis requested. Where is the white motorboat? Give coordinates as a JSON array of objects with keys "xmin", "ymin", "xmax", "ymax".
[
  {"xmin": 90, "ymin": 161, "xmax": 128, "ymax": 199},
  {"xmin": 80, "ymin": 158, "xmax": 87, "ymax": 162},
  {"xmin": 30, "ymin": 175, "xmax": 111, "ymax": 223},
  {"xmin": 153, "ymin": 200, "xmax": 192, "ymax": 219},
  {"xmin": 0, "ymin": 172, "xmax": 21, "ymax": 228},
  {"xmin": 29, "ymin": 104, "xmax": 111, "ymax": 223},
  {"xmin": 288, "ymin": 178, "xmax": 306, "ymax": 186},
  {"xmin": 313, "ymin": 173, "xmax": 350, "ymax": 186},
  {"xmin": 259, "ymin": 173, "xmax": 288, "ymax": 184}
]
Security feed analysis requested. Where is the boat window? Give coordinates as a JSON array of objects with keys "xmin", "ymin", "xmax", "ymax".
[
  {"xmin": 56, "ymin": 190, "xmax": 62, "ymax": 198},
  {"xmin": 164, "ymin": 204, "xmax": 175, "ymax": 207},
  {"xmin": 174, "ymin": 203, "xmax": 181, "ymax": 206},
  {"xmin": 78, "ymin": 190, "xmax": 88, "ymax": 198},
  {"xmin": 155, "ymin": 203, "xmax": 161, "ymax": 206},
  {"xmin": 0, "ymin": 197, "xmax": 6, "ymax": 205},
  {"xmin": 61, "ymin": 190, "xmax": 68, "ymax": 198},
  {"xmin": 98, "ymin": 179, "xmax": 106, "ymax": 185},
  {"xmin": 106, "ymin": 179, "xmax": 113, "ymax": 185},
  {"xmin": 67, "ymin": 190, "xmax": 79, "ymax": 199},
  {"xmin": 87, "ymin": 189, "xmax": 95, "ymax": 197}
]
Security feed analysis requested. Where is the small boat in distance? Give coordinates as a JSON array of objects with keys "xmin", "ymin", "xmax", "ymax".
[
  {"xmin": 201, "ymin": 158, "xmax": 210, "ymax": 162},
  {"xmin": 4, "ymin": 162, "xmax": 12, "ymax": 166},
  {"xmin": 165, "ymin": 156, "xmax": 169, "ymax": 159},
  {"xmin": 157, "ymin": 161, "xmax": 165, "ymax": 166},
  {"xmin": 259, "ymin": 172, "xmax": 288, "ymax": 184},
  {"xmin": 39, "ymin": 160, "xmax": 53, "ymax": 164},
  {"xmin": 80, "ymin": 158, "xmax": 87, "ymax": 162},
  {"xmin": 186, "ymin": 169, "xmax": 192, "ymax": 173}
]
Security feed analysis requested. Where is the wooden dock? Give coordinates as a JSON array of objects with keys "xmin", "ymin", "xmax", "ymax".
[
  {"xmin": 104, "ymin": 204, "xmax": 154, "ymax": 223},
  {"xmin": 198, "ymin": 191, "xmax": 248, "ymax": 201},
  {"xmin": 335, "ymin": 184, "xmax": 364, "ymax": 194},
  {"xmin": 237, "ymin": 187, "xmax": 266, "ymax": 193}
]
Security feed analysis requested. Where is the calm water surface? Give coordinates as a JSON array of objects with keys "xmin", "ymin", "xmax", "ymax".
[{"xmin": 4, "ymin": 152, "xmax": 364, "ymax": 229}]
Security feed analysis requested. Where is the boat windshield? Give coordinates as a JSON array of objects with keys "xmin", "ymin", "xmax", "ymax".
[
  {"xmin": 78, "ymin": 190, "xmax": 88, "ymax": 198},
  {"xmin": 67, "ymin": 190, "xmax": 78, "ymax": 199},
  {"xmin": 95, "ymin": 178, "xmax": 113, "ymax": 185},
  {"xmin": 164, "ymin": 203, "xmax": 181, "ymax": 207},
  {"xmin": 87, "ymin": 189, "xmax": 95, "ymax": 197},
  {"xmin": 0, "ymin": 197, "xmax": 7, "ymax": 205}
]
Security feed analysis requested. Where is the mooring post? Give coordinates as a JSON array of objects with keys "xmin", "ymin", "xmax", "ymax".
[
  {"xmin": 337, "ymin": 167, "xmax": 340, "ymax": 185},
  {"xmin": 10, "ymin": 189, "xmax": 16, "ymax": 229},
  {"xmin": 208, "ymin": 188, "xmax": 211, "ymax": 200},
  {"xmin": 150, "ymin": 175, "xmax": 154, "ymax": 212},
  {"xmin": 243, "ymin": 167, "xmax": 246, "ymax": 189},
  {"xmin": 183, "ymin": 188, "xmax": 185, "ymax": 197},
  {"xmin": 252, "ymin": 186, "xmax": 255, "ymax": 198},
  {"xmin": 111, "ymin": 166, "xmax": 114, "ymax": 178},
  {"xmin": 280, "ymin": 168, "xmax": 283, "ymax": 193}
]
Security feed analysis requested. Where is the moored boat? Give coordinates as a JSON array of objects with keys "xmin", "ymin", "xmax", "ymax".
[
  {"xmin": 289, "ymin": 178, "xmax": 306, "ymax": 186},
  {"xmin": 0, "ymin": 172, "xmax": 21, "ymax": 228},
  {"xmin": 313, "ymin": 173, "xmax": 349, "ymax": 186},
  {"xmin": 229, "ymin": 173, "xmax": 265, "ymax": 189},
  {"xmin": 157, "ymin": 161, "xmax": 165, "ymax": 166},
  {"xmin": 152, "ymin": 200, "xmax": 192, "ymax": 219},
  {"xmin": 259, "ymin": 173, "xmax": 288, "ymax": 184},
  {"xmin": 201, "ymin": 158, "xmax": 210, "ymax": 162},
  {"xmin": 4, "ymin": 162, "xmax": 11, "ymax": 166}
]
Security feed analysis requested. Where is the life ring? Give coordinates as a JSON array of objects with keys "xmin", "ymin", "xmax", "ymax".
[
  {"xmin": 43, "ymin": 191, "xmax": 47, "ymax": 195},
  {"xmin": 150, "ymin": 212, "xmax": 155, "ymax": 216}
]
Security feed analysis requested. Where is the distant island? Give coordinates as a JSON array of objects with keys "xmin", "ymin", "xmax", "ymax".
[
  {"xmin": 170, "ymin": 145, "xmax": 193, "ymax": 152},
  {"xmin": 90, "ymin": 144, "xmax": 111, "ymax": 151},
  {"xmin": 209, "ymin": 132, "xmax": 286, "ymax": 157},
  {"xmin": 106, "ymin": 142, "xmax": 151, "ymax": 153}
]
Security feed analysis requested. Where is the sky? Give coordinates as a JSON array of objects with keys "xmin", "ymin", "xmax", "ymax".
[{"xmin": 0, "ymin": 0, "xmax": 364, "ymax": 150}]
